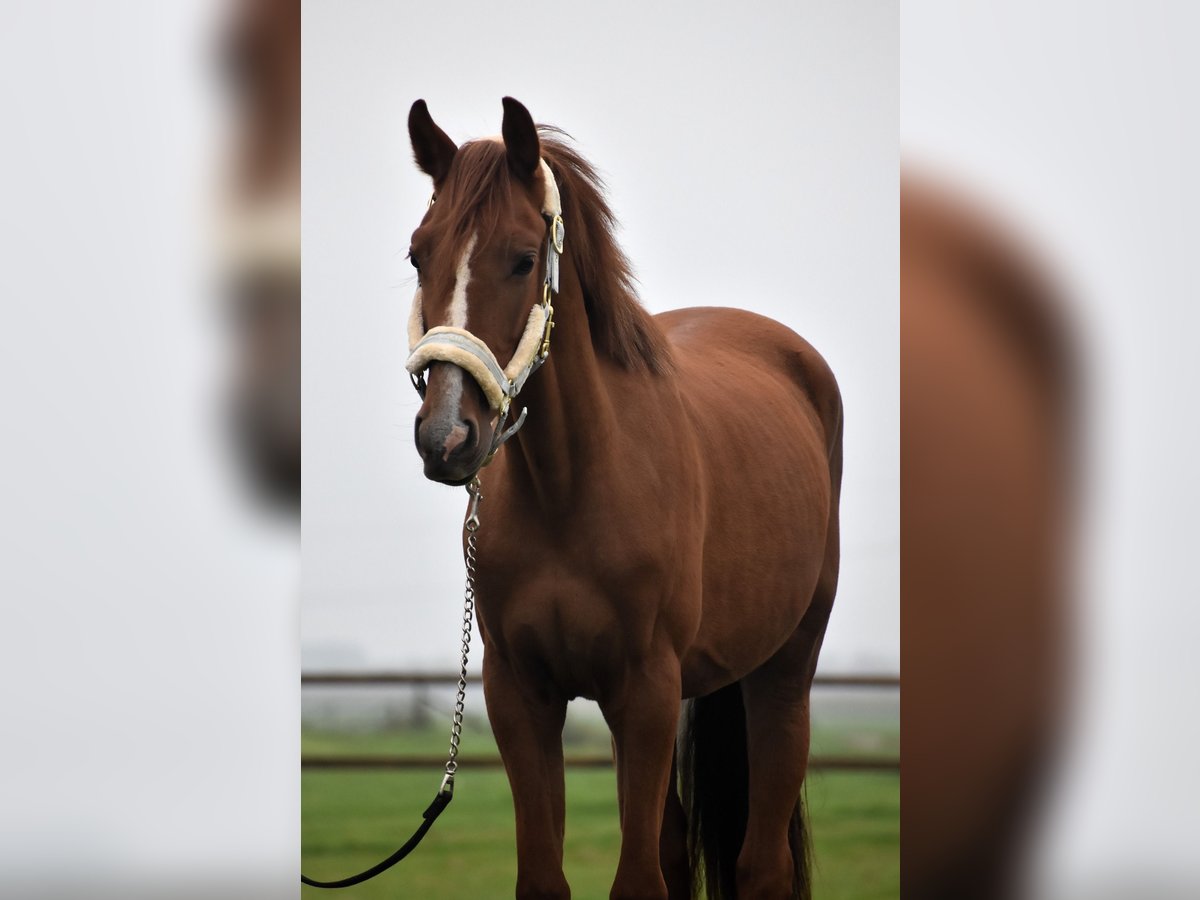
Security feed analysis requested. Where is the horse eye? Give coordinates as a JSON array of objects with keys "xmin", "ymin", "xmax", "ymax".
[
  {"xmin": 512, "ymin": 256, "xmax": 535, "ymax": 277},
  {"xmin": 408, "ymin": 252, "xmax": 420, "ymax": 272}
]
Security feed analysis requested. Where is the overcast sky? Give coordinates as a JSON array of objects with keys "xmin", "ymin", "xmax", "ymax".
[{"xmin": 302, "ymin": 0, "xmax": 898, "ymax": 674}]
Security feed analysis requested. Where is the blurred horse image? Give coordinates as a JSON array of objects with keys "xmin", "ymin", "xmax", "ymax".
[
  {"xmin": 218, "ymin": 0, "xmax": 300, "ymax": 509},
  {"xmin": 902, "ymin": 177, "xmax": 1076, "ymax": 899}
]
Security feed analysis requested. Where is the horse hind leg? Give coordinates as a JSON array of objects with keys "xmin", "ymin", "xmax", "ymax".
[{"xmin": 737, "ymin": 600, "xmax": 832, "ymax": 900}]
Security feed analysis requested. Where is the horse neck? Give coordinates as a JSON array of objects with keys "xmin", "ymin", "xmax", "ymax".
[{"xmin": 502, "ymin": 258, "xmax": 616, "ymax": 510}]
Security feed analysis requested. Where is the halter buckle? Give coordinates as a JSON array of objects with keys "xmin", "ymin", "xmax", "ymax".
[{"xmin": 550, "ymin": 215, "xmax": 565, "ymax": 255}]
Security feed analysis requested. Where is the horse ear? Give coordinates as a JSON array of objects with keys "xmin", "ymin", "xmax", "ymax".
[
  {"xmin": 408, "ymin": 99, "xmax": 457, "ymax": 185},
  {"xmin": 501, "ymin": 97, "xmax": 540, "ymax": 182}
]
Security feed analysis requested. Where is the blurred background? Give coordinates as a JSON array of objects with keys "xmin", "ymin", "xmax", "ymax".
[
  {"xmin": 0, "ymin": 1, "xmax": 299, "ymax": 897},
  {"xmin": 904, "ymin": 2, "xmax": 1200, "ymax": 898}
]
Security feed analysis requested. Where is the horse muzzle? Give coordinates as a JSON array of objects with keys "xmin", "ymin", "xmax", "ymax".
[
  {"xmin": 405, "ymin": 307, "xmax": 548, "ymax": 482},
  {"xmin": 413, "ymin": 363, "xmax": 493, "ymax": 485}
]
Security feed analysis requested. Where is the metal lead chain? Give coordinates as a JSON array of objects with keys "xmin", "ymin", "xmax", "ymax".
[{"xmin": 440, "ymin": 476, "xmax": 481, "ymax": 796}]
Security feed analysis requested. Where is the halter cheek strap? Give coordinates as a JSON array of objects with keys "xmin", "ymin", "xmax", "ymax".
[{"xmin": 405, "ymin": 159, "xmax": 564, "ymax": 463}]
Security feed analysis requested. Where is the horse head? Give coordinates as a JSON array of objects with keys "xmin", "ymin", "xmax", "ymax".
[{"xmin": 405, "ymin": 97, "xmax": 560, "ymax": 485}]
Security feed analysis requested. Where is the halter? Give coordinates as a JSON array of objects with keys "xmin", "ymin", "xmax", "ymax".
[{"xmin": 405, "ymin": 159, "xmax": 564, "ymax": 464}]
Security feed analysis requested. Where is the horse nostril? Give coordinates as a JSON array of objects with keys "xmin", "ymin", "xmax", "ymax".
[{"xmin": 440, "ymin": 420, "xmax": 473, "ymax": 461}]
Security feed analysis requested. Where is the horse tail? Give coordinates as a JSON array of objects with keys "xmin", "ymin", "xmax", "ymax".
[
  {"xmin": 681, "ymin": 681, "xmax": 748, "ymax": 898},
  {"xmin": 680, "ymin": 682, "xmax": 812, "ymax": 900},
  {"xmin": 788, "ymin": 788, "xmax": 813, "ymax": 900}
]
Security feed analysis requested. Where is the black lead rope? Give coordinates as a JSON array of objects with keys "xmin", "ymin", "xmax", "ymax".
[
  {"xmin": 301, "ymin": 789, "xmax": 452, "ymax": 889},
  {"xmin": 302, "ymin": 479, "xmax": 483, "ymax": 889}
]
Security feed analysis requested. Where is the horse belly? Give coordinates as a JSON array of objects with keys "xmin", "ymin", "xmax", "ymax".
[{"xmin": 679, "ymin": 376, "xmax": 834, "ymax": 697}]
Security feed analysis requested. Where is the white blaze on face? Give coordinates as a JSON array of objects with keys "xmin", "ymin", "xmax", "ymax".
[
  {"xmin": 448, "ymin": 232, "xmax": 477, "ymax": 329},
  {"xmin": 425, "ymin": 232, "xmax": 478, "ymax": 427}
]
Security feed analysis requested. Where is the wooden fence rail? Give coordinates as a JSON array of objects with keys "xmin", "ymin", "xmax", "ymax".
[
  {"xmin": 301, "ymin": 755, "xmax": 899, "ymax": 772},
  {"xmin": 301, "ymin": 671, "xmax": 900, "ymax": 772}
]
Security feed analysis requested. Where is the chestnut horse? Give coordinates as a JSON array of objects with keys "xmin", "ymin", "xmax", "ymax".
[{"xmin": 405, "ymin": 98, "xmax": 843, "ymax": 900}]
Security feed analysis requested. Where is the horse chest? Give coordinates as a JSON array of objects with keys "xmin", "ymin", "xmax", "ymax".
[{"xmin": 476, "ymin": 561, "xmax": 662, "ymax": 698}]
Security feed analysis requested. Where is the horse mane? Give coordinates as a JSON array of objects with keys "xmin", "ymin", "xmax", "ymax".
[
  {"xmin": 537, "ymin": 128, "xmax": 673, "ymax": 374},
  {"xmin": 443, "ymin": 129, "xmax": 673, "ymax": 375}
]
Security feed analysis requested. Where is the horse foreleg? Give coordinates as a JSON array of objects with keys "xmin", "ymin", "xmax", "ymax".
[
  {"xmin": 660, "ymin": 750, "xmax": 691, "ymax": 900},
  {"xmin": 483, "ymin": 653, "xmax": 570, "ymax": 900},
  {"xmin": 613, "ymin": 743, "xmax": 690, "ymax": 900},
  {"xmin": 601, "ymin": 657, "xmax": 682, "ymax": 900}
]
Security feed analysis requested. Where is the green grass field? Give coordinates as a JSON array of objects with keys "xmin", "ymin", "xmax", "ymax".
[{"xmin": 302, "ymin": 766, "xmax": 898, "ymax": 899}]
